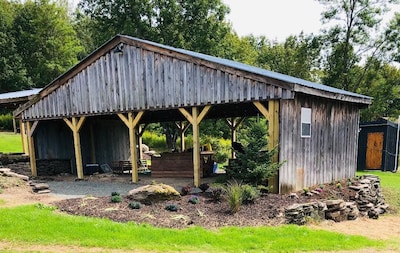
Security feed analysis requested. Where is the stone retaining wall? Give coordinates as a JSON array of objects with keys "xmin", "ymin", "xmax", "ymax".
[{"xmin": 285, "ymin": 175, "xmax": 388, "ymax": 225}]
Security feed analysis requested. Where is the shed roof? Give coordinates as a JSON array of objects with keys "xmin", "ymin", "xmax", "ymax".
[
  {"xmin": 132, "ymin": 36, "xmax": 371, "ymax": 101},
  {"xmin": 0, "ymin": 89, "xmax": 41, "ymax": 104},
  {"xmin": 14, "ymin": 35, "xmax": 372, "ymax": 120}
]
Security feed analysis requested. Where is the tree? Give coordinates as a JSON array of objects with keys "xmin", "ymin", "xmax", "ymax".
[
  {"xmin": 256, "ymin": 33, "xmax": 322, "ymax": 81},
  {"xmin": 226, "ymin": 120, "xmax": 282, "ymax": 186},
  {"xmin": 12, "ymin": 0, "xmax": 82, "ymax": 87},
  {"xmin": 0, "ymin": 0, "xmax": 32, "ymax": 93},
  {"xmin": 318, "ymin": 0, "xmax": 398, "ymax": 92}
]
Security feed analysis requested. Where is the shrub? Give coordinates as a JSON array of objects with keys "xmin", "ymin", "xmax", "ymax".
[
  {"xmin": 226, "ymin": 121, "xmax": 283, "ymax": 186},
  {"xmin": 241, "ymin": 184, "xmax": 260, "ymax": 204},
  {"xmin": 111, "ymin": 192, "xmax": 120, "ymax": 196},
  {"xmin": 165, "ymin": 204, "xmax": 179, "ymax": 212},
  {"xmin": 0, "ymin": 114, "xmax": 13, "ymax": 131},
  {"xmin": 225, "ymin": 180, "xmax": 243, "ymax": 213},
  {"xmin": 188, "ymin": 195, "xmax": 199, "ymax": 204},
  {"xmin": 180, "ymin": 185, "xmax": 191, "ymax": 196},
  {"xmin": 207, "ymin": 185, "xmax": 225, "ymax": 202},
  {"xmin": 128, "ymin": 201, "xmax": 142, "ymax": 209},
  {"xmin": 110, "ymin": 195, "xmax": 122, "ymax": 203}
]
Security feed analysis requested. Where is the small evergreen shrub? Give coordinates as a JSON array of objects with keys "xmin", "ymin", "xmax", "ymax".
[
  {"xmin": 188, "ymin": 195, "xmax": 199, "ymax": 204},
  {"xmin": 111, "ymin": 192, "xmax": 120, "ymax": 196},
  {"xmin": 128, "ymin": 201, "xmax": 142, "ymax": 209},
  {"xmin": 241, "ymin": 184, "xmax": 260, "ymax": 204},
  {"xmin": 110, "ymin": 195, "xmax": 122, "ymax": 203},
  {"xmin": 165, "ymin": 204, "xmax": 179, "ymax": 212}
]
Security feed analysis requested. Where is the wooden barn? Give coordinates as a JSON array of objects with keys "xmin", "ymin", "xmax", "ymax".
[
  {"xmin": 358, "ymin": 118, "xmax": 400, "ymax": 172},
  {"xmin": 13, "ymin": 35, "xmax": 371, "ymax": 193}
]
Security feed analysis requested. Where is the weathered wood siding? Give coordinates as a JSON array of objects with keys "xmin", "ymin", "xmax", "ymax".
[
  {"xmin": 33, "ymin": 118, "xmax": 131, "ymax": 170},
  {"xmin": 21, "ymin": 44, "xmax": 294, "ymax": 120},
  {"xmin": 80, "ymin": 118, "xmax": 130, "ymax": 165},
  {"xmin": 279, "ymin": 94, "xmax": 360, "ymax": 193},
  {"xmin": 34, "ymin": 120, "xmax": 74, "ymax": 160}
]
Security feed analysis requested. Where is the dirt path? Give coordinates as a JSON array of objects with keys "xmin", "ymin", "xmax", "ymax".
[{"xmin": 307, "ymin": 215, "xmax": 400, "ymax": 240}]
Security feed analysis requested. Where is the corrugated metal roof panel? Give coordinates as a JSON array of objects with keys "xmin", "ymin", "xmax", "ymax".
[{"xmin": 0, "ymin": 89, "xmax": 42, "ymax": 100}]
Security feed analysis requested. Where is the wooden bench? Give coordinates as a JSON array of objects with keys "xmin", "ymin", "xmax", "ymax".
[{"xmin": 111, "ymin": 161, "xmax": 132, "ymax": 174}]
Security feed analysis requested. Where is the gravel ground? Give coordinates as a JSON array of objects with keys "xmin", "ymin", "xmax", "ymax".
[{"xmin": 46, "ymin": 181, "xmax": 137, "ymax": 198}]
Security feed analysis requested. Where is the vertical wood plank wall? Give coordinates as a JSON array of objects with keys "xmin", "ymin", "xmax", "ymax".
[
  {"xmin": 21, "ymin": 45, "xmax": 294, "ymax": 120},
  {"xmin": 279, "ymin": 95, "xmax": 360, "ymax": 193}
]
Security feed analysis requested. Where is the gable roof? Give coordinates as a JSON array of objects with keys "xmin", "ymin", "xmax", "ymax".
[{"xmin": 14, "ymin": 35, "xmax": 371, "ymax": 120}]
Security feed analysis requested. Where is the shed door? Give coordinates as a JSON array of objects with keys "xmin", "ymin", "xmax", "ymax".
[{"xmin": 366, "ymin": 132, "xmax": 384, "ymax": 170}]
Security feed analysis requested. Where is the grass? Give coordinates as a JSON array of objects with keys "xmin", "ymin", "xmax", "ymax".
[
  {"xmin": 0, "ymin": 131, "xmax": 22, "ymax": 153},
  {"xmin": 0, "ymin": 204, "xmax": 389, "ymax": 252}
]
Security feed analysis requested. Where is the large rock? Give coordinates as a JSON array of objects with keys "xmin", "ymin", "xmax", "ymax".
[{"xmin": 128, "ymin": 183, "xmax": 181, "ymax": 205}]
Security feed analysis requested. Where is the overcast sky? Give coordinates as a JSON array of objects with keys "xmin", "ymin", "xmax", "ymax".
[{"xmin": 222, "ymin": 0, "xmax": 400, "ymax": 42}]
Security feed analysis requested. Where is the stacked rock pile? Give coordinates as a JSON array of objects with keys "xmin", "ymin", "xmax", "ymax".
[
  {"xmin": 349, "ymin": 174, "xmax": 388, "ymax": 219},
  {"xmin": 285, "ymin": 175, "xmax": 389, "ymax": 225},
  {"xmin": 0, "ymin": 168, "xmax": 51, "ymax": 194}
]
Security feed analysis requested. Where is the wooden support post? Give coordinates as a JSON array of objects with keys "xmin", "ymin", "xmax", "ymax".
[
  {"xmin": 26, "ymin": 121, "xmax": 38, "ymax": 176},
  {"xmin": 20, "ymin": 120, "xmax": 29, "ymax": 155},
  {"xmin": 12, "ymin": 117, "xmax": 17, "ymax": 133},
  {"xmin": 64, "ymin": 117, "xmax": 86, "ymax": 179},
  {"xmin": 253, "ymin": 100, "xmax": 280, "ymax": 193},
  {"xmin": 224, "ymin": 117, "xmax": 246, "ymax": 159},
  {"xmin": 179, "ymin": 105, "xmax": 211, "ymax": 187},
  {"xmin": 175, "ymin": 121, "xmax": 190, "ymax": 152},
  {"xmin": 118, "ymin": 111, "xmax": 144, "ymax": 183}
]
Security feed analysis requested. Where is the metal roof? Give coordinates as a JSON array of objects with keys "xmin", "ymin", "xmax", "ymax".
[
  {"xmin": 0, "ymin": 89, "xmax": 42, "ymax": 101},
  {"xmin": 125, "ymin": 35, "xmax": 371, "ymax": 101}
]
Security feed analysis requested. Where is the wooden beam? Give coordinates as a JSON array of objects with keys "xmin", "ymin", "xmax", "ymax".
[
  {"xmin": 267, "ymin": 100, "xmax": 280, "ymax": 193},
  {"xmin": 63, "ymin": 116, "xmax": 86, "ymax": 179},
  {"xmin": 253, "ymin": 101, "xmax": 269, "ymax": 119},
  {"xmin": 29, "ymin": 121, "xmax": 39, "ymax": 137},
  {"xmin": 253, "ymin": 101, "xmax": 280, "ymax": 192},
  {"xmin": 118, "ymin": 111, "xmax": 144, "ymax": 182},
  {"xmin": 26, "ymin": 121, "xmax": 37, "ymax": 177},
  {"xmin": 175, "ymin": 121, "xmax": 190, "ymax": 152},
  {"xmin": 224, "ymin": 117, "xmax": 246, "ymax": 158},
  {"xmin": 20, "ymin": 120, "xmax": 29, "ymax": 155},
  {"xmin": 179, "ymin": 106, "xmax": 211, "ymax": 186}
]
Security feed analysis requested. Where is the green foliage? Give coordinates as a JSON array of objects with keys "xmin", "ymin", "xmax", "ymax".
[
  {"xmin": 226, "ymin": 120, "xmax": 282, "ymax": 186},
  {"xmin": 110, "ymin": 195, "xmax": 122, "ymax": 203},
  {"xmin": 188, "ymin": 196, "xmax": 199, "ymax": 204},
  {"xmin": 111, "ymin": 192, "xmax": 120, "ymax": 197},
  {"xmin": 241, "ymin": 184, "xmax": 260, "ymax": 204},
  {"xmin": 11, "ymin": 0, "xmax": 82, "ymax": 88},
  {"xmin": 200, "ymin": 135, "xmax": 230, "ymax": 164},
  {"xmin": 164, "ymin": 204, "xmax": 179, "ymax": 212},
  {"xmin": 0, "ymin": 114, "xmax": 13, "ymax": 131},
  {"xmin": 142, "ymin": 131, "xmax": 167, "ymax": 152},
  {"xmin": 128, "ymin": 201, "xmax": 142, "ymax": 210},
  {"xmin": 225, "ymin": 180, "xmax": 243, "ymax": 213}
]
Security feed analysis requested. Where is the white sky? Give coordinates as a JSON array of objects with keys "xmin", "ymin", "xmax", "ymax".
[{"xmin": 222, "ymin": 0, "xmax": 400, "ymax": 42}]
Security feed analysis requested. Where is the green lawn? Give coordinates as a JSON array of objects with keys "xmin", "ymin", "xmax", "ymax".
[
  {"xmin": 0, "ymin": 131, "xmax": 22, "ymax": 153},
  {"xmin": 0, "ymin": 204, "xmax": 390, "ymax": 252}
]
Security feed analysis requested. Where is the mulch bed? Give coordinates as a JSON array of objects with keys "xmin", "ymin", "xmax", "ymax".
[{"xmin": 53, "ymin": 180, "xmax": 356, "ymax": 229}]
